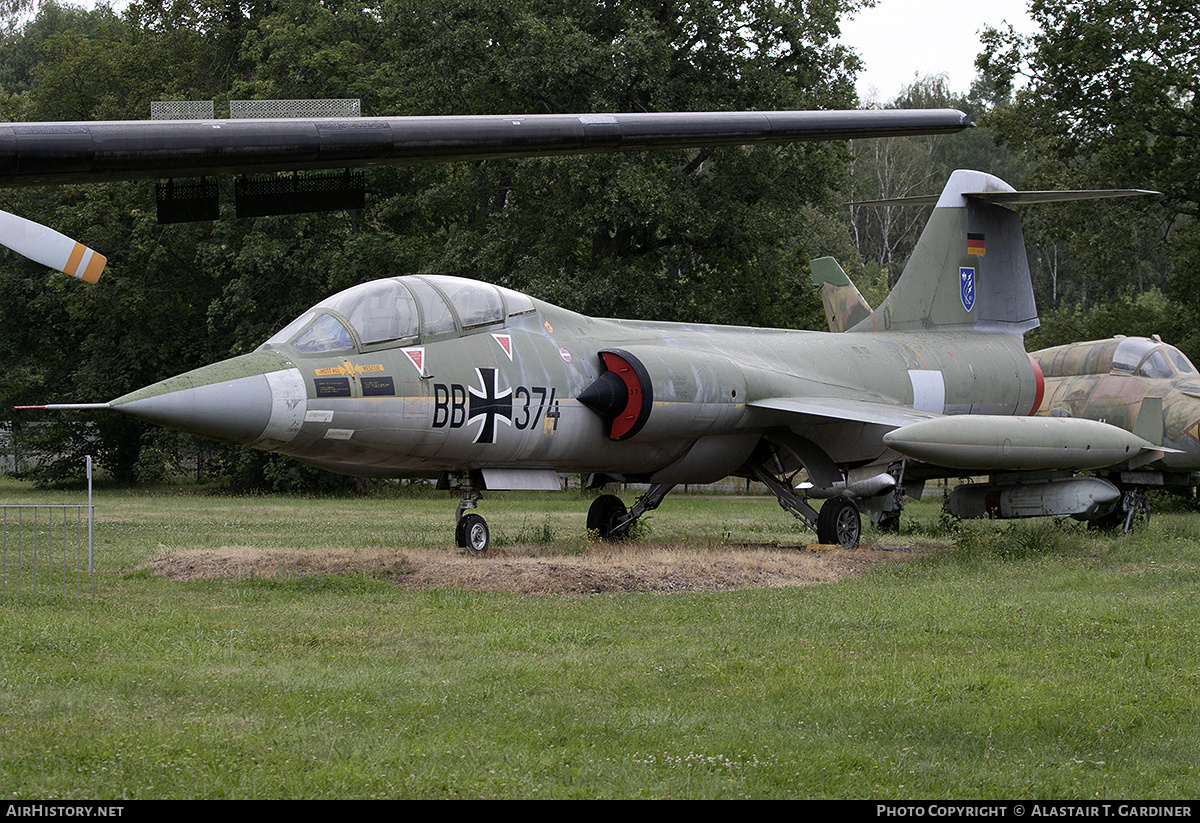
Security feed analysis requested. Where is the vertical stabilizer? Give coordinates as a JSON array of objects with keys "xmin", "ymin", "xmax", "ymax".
[
  {"xmin": 810, "ymin": 256, "xmax": 874, "ymax": 333},
  {"xmin": 849, "ymin": 170, "xmax": 1038, "ymax": 336}
]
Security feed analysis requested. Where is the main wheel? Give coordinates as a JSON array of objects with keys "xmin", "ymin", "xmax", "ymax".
[
  {"xmin": 817, "ymin": 498, "xmax": 861, "ymax": 548},
  {"xmin": 455, "ymin": 513, "xmax": 491, "ymax": 555},
  {"xmin": 587, "ymin": 494, "xmax": 630, "ymax": 541}
]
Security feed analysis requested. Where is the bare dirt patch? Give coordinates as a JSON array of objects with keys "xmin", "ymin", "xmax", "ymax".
[{"xmin": 142, "ymin": 540, "xmax": 932, "ymax": 595}]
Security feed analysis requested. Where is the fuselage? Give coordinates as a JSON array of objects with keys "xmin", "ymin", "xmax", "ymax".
[{"xmin": 109, "ymin": 275, "xmax": 1044, "ymax": 483}]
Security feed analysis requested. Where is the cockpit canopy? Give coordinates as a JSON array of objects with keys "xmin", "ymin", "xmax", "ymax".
[
  {"xmin": 1111, "ymin": 337, "xmax": 1198, "ymax": 379},
  {"xmin": 1037, "ymin": 336, "xmax": 1199, "ymax": 380},
  {"xmin": 264, "ymin": 275, "xmax": 535, "ymax": 354}
]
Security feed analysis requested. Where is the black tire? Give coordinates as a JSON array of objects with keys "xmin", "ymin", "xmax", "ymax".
[
  {"xmin": 456, "ymin": 513, "xmax": 490, "ymax": 554},
  {"xmin": 817, "ymin": 498, "xmax": 861, "ymax": 548},
  {"xmin": 587, "ymin": 494, "xmax": 630, "ymax": 541}
]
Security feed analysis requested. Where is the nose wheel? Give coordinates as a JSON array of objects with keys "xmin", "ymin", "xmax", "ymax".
[
  {"xmin": 455, "ymin": 512, "xmax": 491, "ymax": 555},
  {"xmin": 452, "ymin": 484, "xmax": 491, "ymax": 555}
]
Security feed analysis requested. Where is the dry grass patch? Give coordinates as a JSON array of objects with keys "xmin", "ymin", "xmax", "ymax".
[
  {"xmin": 141, "ymin": 539, "xmax": 928, "ymax": 595},
  {"xmin": 144, "ymin": 546, "xmax": 418, "ymax": 580}
]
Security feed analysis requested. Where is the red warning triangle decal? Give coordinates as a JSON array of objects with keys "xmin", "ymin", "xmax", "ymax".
[
  {"xmin": 492, "ymin": 333, "xmax": 514, "ymax": 360},
  {"xmin": 403, "ymin": 347, "xmax": 425, "ymax": 373}
]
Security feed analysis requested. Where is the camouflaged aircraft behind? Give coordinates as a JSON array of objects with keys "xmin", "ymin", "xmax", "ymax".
[
  {"xmin": 814, "ymin": 253, "xmax": 1191, "ymax": 533},
  {"xmin": 1029, "ymin": 336, "xmax": 1200, "ymax": 527},
  {"xmin": 2, "ymin": 107, "xmax": 1166, "ymax": 550}
]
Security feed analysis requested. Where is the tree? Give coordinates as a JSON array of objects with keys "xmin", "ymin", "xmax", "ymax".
[
  {"xmin": 978, "ymin": 0, "xmax": 1196, "ymax": 347},
  {"xmin": 231, "ymin": 0, "xmax": 872, "ymax": 327},
  {"xmin": 0, "ymin": 0, "xmax": 877, "ymax": 485},
  {"xmin": 846, "ymin": 75, "xmax": 1022, "ymax": 289}
]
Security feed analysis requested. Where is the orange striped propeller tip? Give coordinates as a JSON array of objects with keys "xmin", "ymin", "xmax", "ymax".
[{"xmin": 0, "ymin": 209, "xmax": 107, "ymax": 283}]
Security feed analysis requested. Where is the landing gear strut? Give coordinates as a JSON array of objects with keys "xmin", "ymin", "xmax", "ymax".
[
  {"xmin": 1121, "ymin": 489, "xmax": 1151, "ymax": 532},
  {"xmin": 445, "ymin": 473, "xmax": 492, "ymax": 555},
  {"xmin": 586, "ymin": 483, "xmax": 675, "ymax": 542},
  {"xmin": 747, "ymin": 459, "xmax": 862, "ymax": 549}
]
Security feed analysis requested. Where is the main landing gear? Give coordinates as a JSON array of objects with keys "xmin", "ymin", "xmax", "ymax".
[
  {"xmin": 586, "ymin": 484, "xmax": 674, "ymax": 542},
  {"xmin": 747, "ymin": 453, "xmax": 862, "ymax": 549},
  {"xmin": 815, "ymin": 497, "xmax": 863, "ymax": 548},
  {"xmin": 441, "ymin": 453, "xmax": 868, "ymax": 554},
  {"xmin": 1092, "ymin": 486, "xmax": 1151, "ymax": 533},
  {"xmin": 588, "ymin": 464, "xmax": 865, "ymax": 550}
]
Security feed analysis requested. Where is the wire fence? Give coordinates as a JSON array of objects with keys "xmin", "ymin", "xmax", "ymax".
[{"xmin": 1, "ymin": 456, "xmax": 94, "ymax": 602}]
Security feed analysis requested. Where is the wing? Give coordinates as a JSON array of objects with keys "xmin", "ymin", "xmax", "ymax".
[
  {"xmin": 0, "ymin": 109, "xmax": 970, "ymax": 187},
  {"xmin": 750, "ymin": 396, "xmax": 1171, "ymax": 472},
  {"xmin": 748, "ymin": 396, "xmax": 938, "ymax": 428},
  {"xmin": 0, "ymin": 107, "xmax": 969, "ymax": 281}
]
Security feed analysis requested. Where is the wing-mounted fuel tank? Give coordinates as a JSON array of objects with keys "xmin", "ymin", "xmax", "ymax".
[
  {"xmin": 577, "ymin": 347, "xmax": 747, "ymax": 441},
  {"xmin": 948, "ymin": 477, "xmax": 1121, "ymax": 521}
]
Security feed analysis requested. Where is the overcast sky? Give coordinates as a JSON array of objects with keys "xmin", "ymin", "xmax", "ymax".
[{"xmin": 839, "ymin": 0, "xmax": 1037, "ymax": 104}]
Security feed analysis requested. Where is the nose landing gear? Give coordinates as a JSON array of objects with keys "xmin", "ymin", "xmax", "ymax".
[{"xmin": 448, "ymin": 476, "xmax": 492, "ymax": 555}]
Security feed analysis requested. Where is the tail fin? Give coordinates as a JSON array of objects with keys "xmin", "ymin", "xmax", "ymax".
[
  {"xmin": 851, "ymin": 170, "xmax": 1037, "ymax": 335},
  {"xmin": 810, "ymin": 257, "xmax": 874, "ymax": 333},
  {"xmin": 846, "ymin": 170, "xmax": 1156, "ymax": 336}
]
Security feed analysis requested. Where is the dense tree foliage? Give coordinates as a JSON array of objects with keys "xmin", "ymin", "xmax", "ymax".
[
  {"xmin": 2, "ymin": 0, "xmax": 1189, "ymax": 488},
  {"xmin": 977, "ymin": 0, "xmax": 1198, "ymax": 350},
  {"xmin": 0, "ymin": 0, "xmax": 873, "ymax": 484}
]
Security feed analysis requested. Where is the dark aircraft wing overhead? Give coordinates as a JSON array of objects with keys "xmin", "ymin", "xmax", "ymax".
[{"xmin": 0, "ymin": 109, "xmax": 971, "ymax": 187}]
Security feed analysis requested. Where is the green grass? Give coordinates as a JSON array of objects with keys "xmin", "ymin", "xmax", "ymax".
[{"xmin": 1, "ymin": 479, "xmax": 1198, "ymax": 798}]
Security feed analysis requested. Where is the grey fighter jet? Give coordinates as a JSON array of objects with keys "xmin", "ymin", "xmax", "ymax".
[{"xmin": 4, "ymin": 108, "xmax": 1164, "ymax": 549}]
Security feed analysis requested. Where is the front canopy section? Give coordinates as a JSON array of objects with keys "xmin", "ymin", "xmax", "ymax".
[
  {"xmin": 1112, "ymin": 337, "xmax": 1198, "ymax": 379},
  {"xmin": 1036, "ymin": 336, "xmax": 1200, "ymax": 380}
]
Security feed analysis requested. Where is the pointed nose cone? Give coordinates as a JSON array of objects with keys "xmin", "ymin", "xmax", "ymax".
[{"xmin": 110, "ymin": 351, "xmax": 307, "ymax": 450}]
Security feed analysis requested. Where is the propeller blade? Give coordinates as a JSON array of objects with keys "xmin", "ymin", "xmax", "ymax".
[{"xmin": 0, "ymin": 210, "xmax": 107, "ymax": 283}]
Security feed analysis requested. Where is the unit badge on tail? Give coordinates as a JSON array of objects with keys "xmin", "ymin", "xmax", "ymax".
[{"xmin": 960, "ymin": 267, "xmax": 976, "ymax": 312}]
